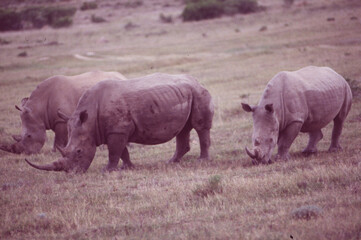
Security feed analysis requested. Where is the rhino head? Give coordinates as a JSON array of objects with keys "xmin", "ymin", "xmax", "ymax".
[
  {"xmin": 242, "ymin": 103, "xmax": 279, "ymax": 164},
  {"xmin": 25, "ymin": 110, "xmax": 96, "ymax": 173},
  {"xmin": 1, "ymin": 98, "xmax": 47, "ymax": 154}
]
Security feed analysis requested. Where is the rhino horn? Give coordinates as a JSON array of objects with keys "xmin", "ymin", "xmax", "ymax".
[
  {"xmin": 55, "ymin": 144, "xmax": 66, "ymax": 157},
  {"xmin": 12, "ymin": 134, "xmax": 21, "ymax": 142},
  {"xmin": 0, "ymin": 143, "xmax": 12, "ymax": 153},
  {"xmin": 245, "ymin": 146, "xmax": 256, "ymax": 159},
  {"xmin": 25, "ymin": 158, "xmax": 69, "ymax": 172}
]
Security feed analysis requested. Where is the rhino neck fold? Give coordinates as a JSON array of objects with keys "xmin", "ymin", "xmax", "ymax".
[
  {"xmin": 95, "ymin": 102, "xmax": 104, "ymax": 146},
  {"xmin": 260, "ymin": 80, "xmax": 286, "ymax": 133}
]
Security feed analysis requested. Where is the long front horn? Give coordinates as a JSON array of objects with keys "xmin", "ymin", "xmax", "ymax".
[
  {"xmin": 25, "ymin": 158, "xmax": 68, "ymax": 172},
  {"xmin": 245, "ymin": 147, "xmax": 256, "ymax": 159}
]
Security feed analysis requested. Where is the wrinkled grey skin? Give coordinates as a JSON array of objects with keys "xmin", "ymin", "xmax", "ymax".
[
  {"xmin": 1, "ymin": 71, "xmax": 126, "ymax": 155},
  {"xmin": 242, "ymin": 66, "xmax": 352, "ymax": 164},
  {"xmin": 25, "ymin": 73, "xmax": 214, "ymax": 173}
]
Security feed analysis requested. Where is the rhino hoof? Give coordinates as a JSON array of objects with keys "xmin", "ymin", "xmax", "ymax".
[{"xmin": 120, "ymin": 163, "xmax": 134, "ymax": 170}]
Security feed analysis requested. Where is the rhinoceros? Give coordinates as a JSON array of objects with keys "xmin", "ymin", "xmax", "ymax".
[
  {"xmin": 25, "ymin": 73, "xmax": 214, "ymax": 173},
  {"xmin": 0, "ymin": 71, "xmax": 126, "ymax": 155},
  {"xmin": 241, "ymin": 66, "xmax": 352, "ymax": 164}
]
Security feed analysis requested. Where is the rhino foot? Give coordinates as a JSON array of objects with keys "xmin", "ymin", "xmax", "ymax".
[
  {"xmin": 328, "ymin": 145, "xmax": 342, "ymax": 152},
  {"xmin": 275, "ymin": 153, "xmax": 290, "ymax": 162},
  {"xmin": 120, "ymin": 163, "xmax": 134, "ymax": 170},
  {"xmin": 302, "ymin": 149, "xmax": 318, "ymax": 157}
]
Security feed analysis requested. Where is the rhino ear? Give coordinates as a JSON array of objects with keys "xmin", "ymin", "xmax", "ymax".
[
  {"xmin": 15, "ymin": 105, "xmax": 22, "ymax": 112},
  {"xmin": 79, "ymin": 110, "xmax": 88, "ymax": 124},
  {"xmin": 265, "ymin": 104, "xmax": 274, "ymax": 113},
  {"xmin": 241, "ymin": 103, "xmax": 255, "ymax": 112},
  {"xmin": 58, "ymin": 110, "xmax": 70, "ymax": 122}
]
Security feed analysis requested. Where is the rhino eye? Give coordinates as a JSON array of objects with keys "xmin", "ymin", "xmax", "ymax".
[
  {"xmin": 27, "ymin": 134, "xmax": 31, "ymax": 138},
  {"xmin": 76, "ymin": 149, "xmax": 82, "ymax": 154},
  {"xmin": 267, "ymin": 138, "xmax": 273, "ymax": 143}
]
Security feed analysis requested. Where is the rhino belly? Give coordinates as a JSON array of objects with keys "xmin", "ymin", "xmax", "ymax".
[
  {"xmin": 130, "ymin": 101, "xmax": 192, "ymax": 145},
  {"xmin": 300, "ymin": 90, "xmax": 343, "ymax": 132}
]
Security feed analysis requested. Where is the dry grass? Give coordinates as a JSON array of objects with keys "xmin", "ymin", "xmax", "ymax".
[{"xmin": 1, "ymin": 0, "xmax": 361, "ymax": 239}]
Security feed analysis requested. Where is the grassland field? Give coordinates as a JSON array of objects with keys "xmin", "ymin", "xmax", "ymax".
[{"xmin": 0, "ymin": 0, "xmax": 360, "ymax": 239}]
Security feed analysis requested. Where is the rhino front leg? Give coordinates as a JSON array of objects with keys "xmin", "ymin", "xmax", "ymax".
[
  {"xmin": 302, "ymin": 129, "xmax": 323, "ymax": 155},
  {"xmin": 168, "ymin": 126, "xmax": 191, "ymax": 163},
  {"xmin": 328, "ymin": 116, "xmax": 344, "ymax": 152},
  {"xmin": 276, "ymin": 122, "xmax": 303, "ymax": 161},
  {"xmin": 53, "ymin": 123, "xmax": 68, "ymax": 152},
  {"xmin": 106, "ymin": 134, "xmax": 133, "ymax": 172}
]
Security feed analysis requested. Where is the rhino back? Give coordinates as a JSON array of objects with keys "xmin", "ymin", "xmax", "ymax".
[
  {"xmin": 25, "ymin": 71, "xmax": 123, "ymax": 130},
  {"xmin": 90, "ymin": 74, "xmax": 205, "ymax": 145}
]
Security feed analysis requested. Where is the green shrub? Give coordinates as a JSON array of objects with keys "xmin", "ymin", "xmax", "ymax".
[
  {"xmin": 51, "ymin": 16, "xmax": 73, "ymax": 28},
  {"xmin": 182, "ymin": 0, "xmax": 224, "ymax": 21},
  {"xmin": 182, "ymin": 0, "xmax": 259, "ymax": 21},
  {"xmin": 0, "ymin": 8, "xmax": 22, "ymax": 31},
  {"xmin": 224, "ymin": 0, "xmax": 258, "ymax": 14},
  {"xmin": 42, "ymin": 6, "xmax": 76, "ymax": 27},
  {"xmin": 91, "ymin": 14, "xmax": 106, "ymax": 23},
  {"xmin": 20, "ymin": 6, "xmax": 48, "ymax": 28},
  {"xmin": 80, "ymin": 2, "xmax": 98, "ymax": 11}
]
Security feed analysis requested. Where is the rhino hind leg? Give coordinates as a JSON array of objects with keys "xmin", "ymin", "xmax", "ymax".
[
  {"xmin": 196, "ymin": 129, "xmax": 211, "ymax": 161},
  {"xmin": 302, "ymin": 130, "xmax": 323, "ymax": 156},
  {"xmin": 168, "ymin": 125, "xmax": 191, "ymax": 163},
  {"xmin": 328, "ymin": 116, "xmax": 344, "ymax": 152}
]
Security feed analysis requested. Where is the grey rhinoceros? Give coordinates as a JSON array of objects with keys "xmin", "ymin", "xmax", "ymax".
[
  {"xmin": 25, "ymin": 73, "xmax": 214, "ymax": 173},
  {"xmin": 242, "ymin": 66, "xmax": 352, "ymax": 164},
  {"xmin": 0, "ymin": 71, "xmax": 126, "ymax": 155}
]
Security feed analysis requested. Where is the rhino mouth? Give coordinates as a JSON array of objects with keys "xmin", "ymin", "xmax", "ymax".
[{"xmin": 245, "ymin": 147, "xmax": 271, "ymax": 165}]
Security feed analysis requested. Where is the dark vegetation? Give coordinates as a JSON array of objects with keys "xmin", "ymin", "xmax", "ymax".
[
  {"xmin": 80, "ymin": 1, "xmax": 98, "ymax": 11},
  {"xmin": 0, "ymin": 6, "xmax": 76, "ymax": 31},
  {"xmin": 182, "ymin": 0, "xmax": 259, "ymax": 21}
]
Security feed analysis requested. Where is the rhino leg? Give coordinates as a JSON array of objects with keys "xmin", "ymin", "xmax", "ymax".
[
  {"xmin": 105, "ymin": 134, "xmax": 132, "ymax": 172},
  {"xmin": 196, "ymin": 129, "xmax": 211, "ymax": 161},
  {"xmin": 276, "ymin": 122, "xmax": 303, "ymax": 161},
  {"xmin": 52, "ymin": 123, "xmax": 68, "ymax": 152},
  {"xmin": 302, "ymin": 130, "xmax": 323, "ymax": 155},
  {"xmin": 120, "ymin": 147, "xmax": 133, "ymax": 169},
  {"xmin": 328, "ymin": 116, "xmax": 344, "ymax": 152},
  {"xmin": 168, "ymin": 126, "xmax": 191, "ymax": 163}
]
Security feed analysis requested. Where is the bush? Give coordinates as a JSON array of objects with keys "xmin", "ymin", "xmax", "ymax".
[
  {"xmin": 51, "ymin": 16, "xmax": 73, "ymax": 28},
  {"xmin": 42, "ymin": 6, "xmax": 76, "ymax": 27},
  {"xmin": 80, "ymin": 2, "xmax": 98, "ymax": 11},
  {"xmin": 0, "ymin": 6, "xmax": 76, "ymax": 31},
  {"xmin": 182, "ymin": 0, "xmax": 259, "ymax": 21},
  {"xmin": 0, "ymin": 8, "xmax": 22, "ymax": 31},
  {"xmin": 91, "ymin": 14, "xmax": 106, "ymax": 23},
  {"xmin": 20, "ymin": 6, "xmax": 48, "ymax": 28},
  {"xmin": 182, "ymin": 0, "xmax": 223, "ymax": 21}
]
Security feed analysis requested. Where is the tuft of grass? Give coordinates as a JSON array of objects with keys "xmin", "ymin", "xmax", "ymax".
[{"xmin": 193, "ymin": 175, "xmax": 223, "ymax": 197}]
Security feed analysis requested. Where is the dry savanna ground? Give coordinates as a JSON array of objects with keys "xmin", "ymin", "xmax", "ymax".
[{"xmin": 0, "ymin": 0, "xmax": 361, "ymax": 239}]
